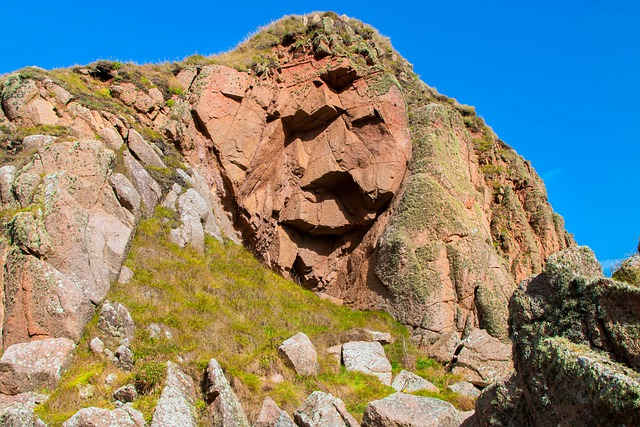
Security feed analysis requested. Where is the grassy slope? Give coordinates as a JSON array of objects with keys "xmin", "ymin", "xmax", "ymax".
[{"xmin": 35, "ymin": 208, "xmax": 471, "ymax": 425}]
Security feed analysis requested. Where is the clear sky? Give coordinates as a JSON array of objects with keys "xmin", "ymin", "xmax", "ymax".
[{"xmin": 2, "ymin": 1, "xmax": 639, "ymax": 272}]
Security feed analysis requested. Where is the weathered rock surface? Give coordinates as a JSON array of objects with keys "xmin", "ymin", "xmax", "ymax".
[
  {"xmin": 362, "ymin": 392, "xmax": 463, "ymax": 427},
  {"xmin": 0, "ymin": 392, "xmax": 48, "ymax": 427},
  {"xmin": 126, "ymin": 129, "xmax": 166, "ymax": 169},
  {"xmin": 150, "ymin": 362, "xmax": 197, "ymax": 427},
  {"xmin": 203, "ymin": 358, "xmax": 250, "ymax": 427},
  {"xmin": 448, "ymin": 381, "xmax": 480, "ymax": 399},
  {"xmin": 612, "ymin": 253, "xmax": 640, "ymax": 286},
  {"xmin": 451, "ymin": 328, "xmax": 512, "ymax": 387},
  {"xmin": 341, "ymin": 341, "xmax": 392, "ymax": 385},
  {"xmin": 278, "ymin": 332, "xmax": 320, "ymax": 376},
  {"xmin": 255, "ymin": 396, "xmax": 296, "ymax": 427},
  {"xmin": 113, "ymin": 384, "xmax": 137, "ymax": 403},
  {"xmin": 472, "ymin": 246, "xmax": 640, "ymax": 426},
  {"xmin": 62, "ymin": 404, "xmax": 145, "ymax": 427},
  {"xmin": 391, "ymin": 370, "xmax": 438, "ymax": 393},
  {"xmin": 97, "ymin": 301, "xmax": 135, "ymax": 343},
  {"xmin": 293, "ymin": 391, "xmax": 360, "ymax": 427},
  {"xmin": 0, "ymin": 338, "xmax": 75, "ymax": 394}
]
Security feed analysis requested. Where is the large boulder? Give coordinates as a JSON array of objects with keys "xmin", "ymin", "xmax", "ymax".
[
  {"xmin": 293, "ymin": 391, "xmax": 360, "ymax": 427},
  {"xmin": 62, "ymin": 405, "xmax": 145, "ymax": 427},
  {"xmin": 203, "ymin": 358, "xmax": 249, "ymax": 427},
  {"xmin": 341, "ymin": 341, "xmax": 392, "ymax": 385},
  {"xmin": 472, "ymin": 246, "xmax": 640, "ymax": 426},
  {"xmin": 97, "ymin": 301, "xmax": 135, "ymax": 343},
  {"xmin": 0, "ymin": 338, "xmax": 75, "ymax": 394},
  {"xmin": 150, "ymin": 362, "xmax": 197, "ymax": 427},
  {"xmin": 0, "ymin": 392, "xmax": 48, "ymax": 427},
  {"xmin": 362, "ymin": 393, "xmax": 463, "ymax": 427},
  {"xmin": 278, "ymin": 332, "xmax": 319, "ymax": 376}
]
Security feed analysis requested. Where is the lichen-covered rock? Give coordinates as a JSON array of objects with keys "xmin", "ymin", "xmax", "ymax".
[
  {"xmin": 114, "ymin": 384, "xmax": 137, "ymax": 403},
  {"xmin": 62, "ymin": 404, "xmax": 145, "ymax": 427},
  {"xmin": 293, "ymin": 391, "xmax": 360, "ymax": 427},
  {"xmin": 362, "ymin": 392, "xmax": 463, "ymax": 427},
  {"xmin": 255, "ymin": 396, "xmax": 296, "ymax": 427},
  {"xmin": 278, "ymin": 332, "xmax": 319, "ymax": 376},
  {"xmin": 123, "ymin": 150, "xmax": 162, "ymax": 217},
  {"xmin": 391, "ymin": 370, "xmax": 438, "ymax": 393},
  {"xmin": 0, "ymin": 338, "xmax": 75, "ymax": 394},
  {"xmin": 612, "ymin": 254, "xmax": 640, "ymax": 286},
  {"xmin": 97, "ymin": 301, "xmax": 135, "ymax": 343},
  {"xmin": 126, "ymin": 129, "xmax": 166, "ymax": 169},
  {"xmin": 472, "ymin": 246, "xmax": 640, "ymax": 426},
  {"xmin": 109, "ymin": 173, "xmax": 141, "ymax": 214},
  {"xmin": 150, "ymin": 362, "xmax": 197, "ymax": 427},
  {"xmin": 0, "ymin": 392, "xmax": 48, "ymax": 427},
  {"xmin": 342, "ymin": 341, "xmax": 392, "ymax": 385},
  {"xmin": 203, "ymin": 358, "xmax": 250, "ymax": 427}
]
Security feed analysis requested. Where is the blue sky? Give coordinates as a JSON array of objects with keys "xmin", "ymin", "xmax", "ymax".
[{"xmin": 2, "ymin": 1, "xmax": 639, "ymax": 272}]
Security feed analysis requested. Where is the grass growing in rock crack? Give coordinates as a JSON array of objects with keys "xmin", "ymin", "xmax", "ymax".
[{"xmin": 36, "ymin": 208, "xmax": 471, "ymax": 425}]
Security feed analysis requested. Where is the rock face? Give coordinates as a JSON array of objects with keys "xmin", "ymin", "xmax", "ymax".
[
  {"xmin": 472, "ymin": 246, "xmax": 640, "ymax": 426},
  {"xmin": 342, "ymin": 341, "xmax": 392, "ymax": 385},
  {"xmin": 362, "ymin": 392, "xmax": 463, "ymax": 427},
  {"xmin": 278, "ymin": 332, "xmax": 320, "ymax": 376},
  {"xmin": 293, "ymin": 391, "xmax": 360, "ymax": 427},
  {"xmin": 0, "ymin": 337, "xmax": 75, "ymax": 394},
  {"xmin": 150, "ymin": 362, "xmax": 197, "ymax": 427}
]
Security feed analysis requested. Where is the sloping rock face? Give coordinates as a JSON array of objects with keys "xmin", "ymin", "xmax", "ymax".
[
  {"xmin": 471, "ymin": 246, "xmax": 640, "ymax": 426},
  {"xmin": 171, "ymin": 13, "xmax": 570, "ymax": 341}
]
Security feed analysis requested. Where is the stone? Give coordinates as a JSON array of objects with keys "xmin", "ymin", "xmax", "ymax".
[
  {"xmin": 362, "ymin": 330, "xmax": 393, "ymax": 344},
  {"xmin": 22, "ymin": 134, "xmax": 55, "ymax": 151},
  {"xmin": 203, "ymin": 358, "xmax": 250, "ymax": 427},
  {"xmin": 89, "ymin": 337, "xmax": 104, "ymax": 355},
  {"xmin": 0, "ymin": 338, "xmax": 75, "ymax": 394},
  {"xmin": 62, "ymin": 405, "xmax": 145, "ymax": 427},
  {"xmin": 391, "ymin": 370, "xmax": 438, "ymax": 393},
  {"xmin": 2, "ymin": 252, "xmax": 94, "ymax": 346},
  {"xmin": 451, "ymin": 328, "xmax": 512, "ymax": 387},
  {"xmin": 255, "ymin": 396, "xmax": 296, "ymax": 427},
  {"xmin": 98, "ymin": 126, "xmax": 124, "ymax": 150},
  {"xmin": 169, "ymin": 188, "xmax": 212, "ymax": 251},
  {"xmin": 147, "ymin": 323, "xmax": 172, "ymax": 340},
  {"xmin": 77, "ymin": 384, "xmax": 94, "ymax": 399},
  {"xmin": 123, "ymin": 150, "xmax": 162, "ymax": 217},
  {"xmin": 362, "ymin": 393, "xmax": 463, "ymax": 427},
  {"xmin": 118, "ymin": 266, "xmax": 134, "ymax": 284},
  {"xmin": 341, "ymin": 341, "xmax": 392, "ymax": 385},
  {"xmin": 105, "ymin": 374, "xmax": 117, "ymax": 385},
  {"xmin": 293, "ymin": 391, "xmax": 360, "ymax": 427},
  {"xmin": 612, "ymin": 254, "xmax": 640, "ymax": 286},
  {"xmin": 415, "ymin": 331, "xmax": 461, "ymax": 364},
  {"xmin": 327, "ymin": 344, "xmax": 342, "ymax": 364},
  {"xmin": 109, "ymin": 173, "xmax": 141, "ymax": 214},
  {"xmin": 115, "ymin": 346, "xmax": 134, "ymax": 371},
  {"xmin": 0, "ymin": 392, "xmax": 48, "ymax": 427},
  {"xmin": 127, "ymin": 129, "xmax": 166, "ymax": 169},
  {"xmin": 278, "ymin": 332, "xmax": 320, "ymax": 376},
  {"xmin": 150, "ymin": 362, "xmax": 197, "ymax": 427},
  {"xmin": 98, "ymin": 301, "xmax": 135, "ymax": 343},
  {"xmin": 0, "ymin": 165, "xmax": 17, "ymax": 209},
  {"xmin": 114, "ymin": 384, "xmax": 137, "ymax": 403},
  {"xmin": 447, "ymin": 381, "xmax": 481, "ymax": 399}
]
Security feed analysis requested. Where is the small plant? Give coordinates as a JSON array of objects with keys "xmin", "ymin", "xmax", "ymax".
[
  {"xmin": 95, "ymin": 88, "xmax": 111, "ymax": 98},
  {"xmin": 168, "ymin": 86, "xmax": 183, "ymax": 96},
  {"xmin": 165, "ymin": 99, "xmax": 175, "ymax": 107},
  {"xmin": 133, "ymin": 361, "xmax": 165, "ymax": 394}
]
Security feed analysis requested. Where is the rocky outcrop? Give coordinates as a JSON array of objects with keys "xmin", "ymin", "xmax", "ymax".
[
  {"xmin": 471, "ymin": 246, "xmax": 640, "ymax": 426},
  {"xmin": 293, "ymin": 391, "xmax": 360, "ymax": 427},
  {"xmin": 150, "ymin": 362, "xmax": 197, "ymax": 427},
  {"xmin": 0, "ymin": 338, "xmax": 75, "ymax": 394},
  {"xmin": 362, "ymin": 392, "xmax": 464, "ymax": 427},
  {"xmin": 278, "ymin": 332, "xmax": 319, "ymax": 376}
]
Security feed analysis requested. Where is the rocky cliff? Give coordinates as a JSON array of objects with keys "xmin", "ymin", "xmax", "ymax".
[{"xmin": 0, "ymin": 11, "xmax": 581, "ymax": 424}]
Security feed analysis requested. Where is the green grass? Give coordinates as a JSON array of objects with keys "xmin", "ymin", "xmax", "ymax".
[{"xmin": 35, "ymin": 207, "xmax": 472, "ymax": 425}]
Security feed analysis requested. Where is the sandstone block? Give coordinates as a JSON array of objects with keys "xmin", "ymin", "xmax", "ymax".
[
  {"xmin": 342, "ymin": 341, "xmax": 392, "ymax": 385},
  {"xmin": 278, "ymin": 332, "xmax": 320, "ymax": 376}
]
